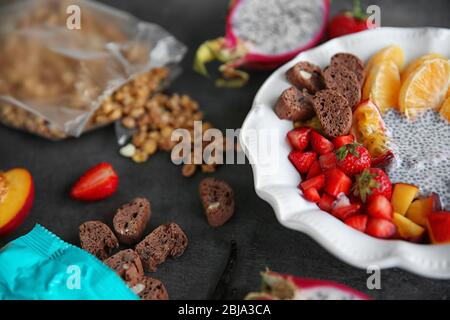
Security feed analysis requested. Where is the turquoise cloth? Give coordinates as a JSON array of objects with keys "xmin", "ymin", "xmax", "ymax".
[{"xmin": 0, "ymin": 224, "xmax": 139, "ymax": 300}]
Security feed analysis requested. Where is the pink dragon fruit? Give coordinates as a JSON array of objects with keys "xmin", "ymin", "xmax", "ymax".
[
  {"xmin": 245, "ymin": 271, "xmax": 371, "ymax": 300},
  {"xmin": 194, "ymin": 0, "xmax": 330, "ymax": 87}
]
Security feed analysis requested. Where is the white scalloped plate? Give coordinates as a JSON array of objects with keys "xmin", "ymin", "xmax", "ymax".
[{"xmin": 240, "ymin": 28, "xmax": 450, "ymax": 279}]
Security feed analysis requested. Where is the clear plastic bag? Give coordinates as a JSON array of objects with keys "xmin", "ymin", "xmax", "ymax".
[{"xmin": 0, "ymin": 0, "xmax": 186, "ymax": 139}]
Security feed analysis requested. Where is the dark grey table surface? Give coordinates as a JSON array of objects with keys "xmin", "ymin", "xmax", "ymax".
[{"xmin": 1, "ymin": 0, "xmax": 450, "ymax": 300}]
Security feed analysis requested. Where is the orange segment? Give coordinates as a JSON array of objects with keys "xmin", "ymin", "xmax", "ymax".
[
  {"xmin": 399, "ymin": 58, "xmax": 450, "ymax": 119},
  {"xmin": 401, "ymin": 53, "xmax": 446, "ymax": 82},
  {"xmin": 363, "ymin": 60, "xmax": 401, "ymax": 113},
  {"xmin": 366, "ymin": 45, "xmax": 405, "ymax": 73},
  {"xmin": 440, "ymin": 96, "xmax": 450, "ymax": 122}
]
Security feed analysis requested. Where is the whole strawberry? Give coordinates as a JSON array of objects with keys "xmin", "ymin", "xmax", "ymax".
[
  {"xmin": 336, "ymin": 143, "xmax": 371, "ymax": 176},
  {"xmin": 353, "ymin": 168, "xmax": 392, "ymax": 203}
]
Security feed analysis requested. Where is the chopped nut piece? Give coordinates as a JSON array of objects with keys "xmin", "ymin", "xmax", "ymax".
[
  {"xmin": 119, "ymin": 144, "xmax": 136, "ymax": 158},
  {"xmin": 182, "ymin": 164, "xmax": 197, "ymax": 178}
]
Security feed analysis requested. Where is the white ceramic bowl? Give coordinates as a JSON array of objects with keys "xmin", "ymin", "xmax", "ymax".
[{"xmin": 240, "ymin": 27, "xmax": 450, "ymax": 279}]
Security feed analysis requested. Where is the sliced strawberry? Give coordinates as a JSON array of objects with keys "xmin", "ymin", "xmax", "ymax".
[
  {"xmin": 300, "ymin": 174, "xmax": 325, "ymax": 192},
  {"xmin": 324, "ymin": 168, "xmax": 352, "ymax": 197},
  {"xmin": 311, "ymin": 131, "xmax": 334, "ymax": 155},
  {"xmin": 318, "ymin": 193, "xmax": 335, "ymax": 213},
  {"xmin": 366, "ymin": 195, "xmax": 393, "ymax": 220},
  {"xmin": 345, "ymin": 215, "xmax": 368, "ymax": 232},
  {"xmin": 289, "ymin": 151, "xmax": 317, "ymax": 174},
  {"xmin": 287, "ymin": 127, "xmax": 311, "ymax": 151},
  {"xmin": 307, "ymin": 160, "xmax": 322, "ymax": 179},
  {"xmin": 71, "ymin": 163, "xmax": 119, "ymax": 201},
  {"xmin": 303, "ymin": 188, "xmax": 320, "ymax": 203},
  {"xmin": 366, "ymin": 218, "xmax": 396, "ymax": 239},
  {"xmin": 332, "ymin": 203, "xmax": 361, "ymax": 220},
  {"xmin": 332, "ymin": 135, "xmax": 355, "ymax": 149},
  {"xmin": 319, "ymin": 152, "xmax": 337, "ymax": 171}
]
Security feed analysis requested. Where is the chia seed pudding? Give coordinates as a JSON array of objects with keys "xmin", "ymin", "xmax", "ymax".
[
  {"xmin": 383, "ymin": 110, "xmax": 450, "ymax": 209},
  {"xmin": 231, "ymin": 0, "xmax": 325, "ymax": 55}
]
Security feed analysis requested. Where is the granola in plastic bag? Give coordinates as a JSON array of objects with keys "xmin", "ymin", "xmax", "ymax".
[{"xmin": 0, "ymin": 0, "xmax": 186, "ymax": 139}]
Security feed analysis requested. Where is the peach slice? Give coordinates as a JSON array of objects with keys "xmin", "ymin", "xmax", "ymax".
[
  {"xmin": 0, "ymin": 168, "xmax": 34, "ymax": 236},
  {"xmin": 406, "ymin": 194, "xmax": 441, "ymax": 227},
  {"xmin": 427, "ymin": 212, "xmax": 450, "ymax": 244},
  {"xmin": 392, "ymin": 213, "xmax": 425, "ymax": 242},
  {"xmin": 391, "ymin": 183, "xmax": 419, "ymax": 216}
]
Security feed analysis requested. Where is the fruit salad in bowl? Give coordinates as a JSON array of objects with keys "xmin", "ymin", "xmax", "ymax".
[{"xmin": 240, "ymin": 27, "xmax": 450, "ymax": 278}]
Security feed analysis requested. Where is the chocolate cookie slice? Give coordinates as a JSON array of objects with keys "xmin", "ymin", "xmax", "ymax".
[
  {"xmin": 331, "ymin": 53, "xmax": 365, "ymax": 87},
  {"xmin": 275, "ymin": 87, "xmax": 315, "ymax": 122},
  {"xmin": 135, "ymin": 223, "xmax": 188, "ymax": 272},
  {"xmin": 313, "ymin": 90, "xmax": 352, "ymax": 138},
  {"xmin": 79, "ymin": 221, "xmax": 119, "ymax": 260},
  {"xmin": 286, "ymin": 61, "xmax": 325, "ymax": 94},
  {"xmin": 199, "ymin": 178, "xmax": 235, "ymax": 227},
  {"xmin": 113, "ymin": 197, "xmax": 151, "ymax": 245},
  {"xmin": 323, "ymin": 65, "xmax": 362, "ymax": 109},
  {"xmin": 104, "ymin": 249, "xmax": 144, "ymax": 286},
  {"xmin": 131, "ymin": 276, "xmax": 169, "ymax": 300}
]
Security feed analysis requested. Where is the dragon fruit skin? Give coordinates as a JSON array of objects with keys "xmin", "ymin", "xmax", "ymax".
[
  {"xmin": 194, "ymin": 0, "xmax": 330, "ymax": 87},
  {"xmin": 245, "ymin": 271, "xmax": 371, "ymax": 300}
]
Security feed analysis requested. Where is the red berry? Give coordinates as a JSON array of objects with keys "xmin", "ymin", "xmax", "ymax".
[
  {"xmin": 71, "ymin": 163, "xmax": 119, "ymax": 201},
  {"xmin": 306, "ymin": 160, "xmax": 322, "ymax": 179},
  {"xmin": 324, "ymin": 168, "xmax": 352, "ymax": 197},
  {"xmin": 311, "ymin": 131, "xmax": 334, "ymax": 155},
  {"xmin": 300, "ymin": 174, "xmax": 325, "ymax": 192},
  {"xmin": 287, "ymin": 127, "xmax": 311, "ymax": 151},
  {"xmin": 303, "ymin": 188, "xmax": 321, "ymax": 203},
  {"xmin": 318, "ymin": 193, "xmax": 335, "ymax": 213},
  {"xmin": 353, "ymin": 168, "xmax": 393, "ymax": 203},
  {"xmin": 345, "ymin": 215, "xmax": 368, "ymax": 233},
  {"xmin": 336, "ymin": 143, "xmax": 372, "ymax": 176},
  {"xmin": 289, "ymin": 151, "xmax": 317, "ymax": 174},
  {"xmin": 332, "ymin": 203, "xmax": 361, "ymax": 221},
  {"xmin": 366, "ymin": 195, "xmax": 393, "ymax": 220},
  {"xmin": 332, "ymin": 135, "xmax": 355, "ymax": 149},
  {"xmin": 319, "ymin": 152, "xmax": 337, "ymax": 171},
  {"xmin": 366, "ymin": 218, "xmax": 397, "ymax": 239}
]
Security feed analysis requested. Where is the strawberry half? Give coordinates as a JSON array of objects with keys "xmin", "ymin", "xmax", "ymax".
[
  {"xmin": 311, "ymin": 131, "xmax": 334, "ymax": 155},
  {"xmin": 319, "ymin": 152, "xmax": 337, "ymax": 171},
  {"xmin": 366, "ymin": 218, "xmax": 396, "ymax": 239},
  {"xmin": 303, "ymin": 188, "xmax": 321, "ymax": 203},
  {"xmin": 332, "ymin": 135, "xmax": 355, "ymax": 149},
  {"xmin": 345, "ymin": 215, "xmax": 368, "ymax": 232},
  {"xmin": 324, "ymin": 168, "xmax": 352, "ymax": 197},
  {"xmin": 287, "ymin": 127, "xmax": 311, "ymax": 151},
  {"xmin": 289, "ymin": 151, "xmax": 317, "ymax": 174},
  {"xmin": 366, "ymin": 195, "xmax": 393, "ymax": 220},
  {"xmin": 336, "ymin": 143, "xmax": 371, "ymax": 176},
  {"xmin": 71, "ymin": 163, "xmax": 119, "ymax": 201},
  {"xmin": 306, "ymin": 160, "xmax": 322, "ymax": 180},
  {"xmin": 353, "ymin": 168, "xmax": 392, "ymax": 203},
  {"xmin": 300, "ymin": 174, "xmax": 325, "ymax": 192},
  {"xmin": 318, "ymin": 193, "xmax": 335, "ymax": 213},
  {"xmin": 332, "ymin": 203, "xmax": 361, "ymax": 221}
]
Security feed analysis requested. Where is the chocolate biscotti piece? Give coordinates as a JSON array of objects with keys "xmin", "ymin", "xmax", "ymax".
[
  {"xmin": 79, "ymin": 221, "xmax": 119, "ymax": 260},
  {"xmin": 104, "ymin": 249, "xmax": 144, "ymax": 286},
  {"xmin": 275, "ymin": 87, "xmax": 315, "ymax": 122},
  {"xmin": 331, "ymin": 53, "xmax": 365, "ymax": 86},
  {"xmin": 286, "ymin": 61, "xmax": 325, "ymax": 94},
  {"xmin": 199, "ymin": 178, "xmax": 235, "ymax": 227},
  {"xmin": 135, "ymin": 223, "xmax": 188, "ymax": 272},
  {"xmin": 313, "ymin": 90, "xmax": 352, "ymax": 138},
  {"xmin": 323, "ymin": 65, "xmax": 361, "ymax": 110},
  {"xmin": 113, "ymin": 197, "xmax": 151, "ymax": 245},
  {"xmin": 131, "ymin": 276, "xmax": 169, "ymax": 300}
]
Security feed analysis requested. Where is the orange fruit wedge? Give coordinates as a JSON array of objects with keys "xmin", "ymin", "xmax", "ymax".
[
  {"xmin": 401, "ymin": 53, "xmax": 446, "ymax": 82},
  {"xmin": 398, "ymin": 58, "xmax": 450, "ymax": 119},
  {"xmin": 363, "ymin": 60, "xmax": 401, "ymax": 113},
  {"xmin": 440, "ymin": 96, "xmax": 450, "ymax": 122},
  {"xmin": 366, "ymin": 45, "xmax": 405, "ymax": 73}
]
